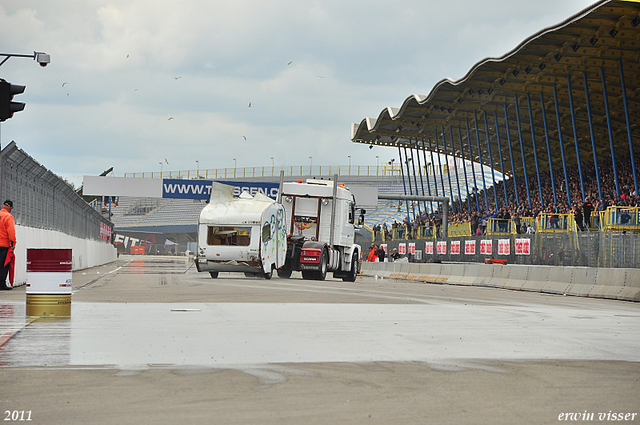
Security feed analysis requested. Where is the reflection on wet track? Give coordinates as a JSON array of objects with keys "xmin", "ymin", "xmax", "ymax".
[{"xmin": 1, "ymin": 299, "xmax": 639, "ymax": 369}]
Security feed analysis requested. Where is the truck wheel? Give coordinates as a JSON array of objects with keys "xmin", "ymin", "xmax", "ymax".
[
  {"xmin": 277, "ymin": 269, "xmax": 292, "ymax": 279},
  {"xmin": 342, "ymin": 252, "xmax": 359, "ymax": 282},
  {"xmin": 209, "ymin": 271, "xmax": 219, "ymax": 279},
  {"xmin": 264, "ymin": 268, "xmax": 273, "ymax": 280},
  {"xmin": 316, "ymin": 251, "xmax": 327, "ymax": 281},
  {"xmin": 302, "ymin": 270, "xmax": 313, "ymax": 280}
]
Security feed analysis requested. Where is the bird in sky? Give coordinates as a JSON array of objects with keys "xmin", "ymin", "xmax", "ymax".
[
  {"xmin": 242, "ymin": 136, "xmax": 247, "ymax": 141},
  {"xmin": 175, "ymin": 76, "xmax": 181, "ymax": 80},
  {"xmin": 288, "ymin": 61, "xmax": 292, "ymax": 65},
  {"xmin": 61, "ymin": 82, "xmax": 68, "ymax": 87},
  {"xmin": 168, "ymin": 117, "xmax": 174, "ymax": 121},
  {"xmin": 248, "ymin": 102, "xmax": 251, "ymax": 107}
]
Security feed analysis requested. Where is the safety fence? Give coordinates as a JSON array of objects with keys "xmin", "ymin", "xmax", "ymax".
[
  {"xmin": 370, "ymin": 232, "xmax": 640, "ymax": 269},
  {"xmin": 0, "ymin": 141, "xmax": 113, "ymax": 241}
]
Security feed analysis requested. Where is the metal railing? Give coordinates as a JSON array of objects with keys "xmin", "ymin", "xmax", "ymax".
[
  {"xmin": 122, "ymin": 162, "xmax": 474, "ymax": 180},
  {"xmin": 0, "ymin": 142, "xmax": 112, "ymax": 241}
]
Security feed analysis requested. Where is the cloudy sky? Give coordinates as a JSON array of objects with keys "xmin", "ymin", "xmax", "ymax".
[{"xmin": 1, "ymin": 0, "xmax": 596, "ymax": 187}]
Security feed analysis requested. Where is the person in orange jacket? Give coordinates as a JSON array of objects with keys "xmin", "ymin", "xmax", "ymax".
[
  {"xmin": 0, "ymin": 200, "xmax": 16, "ymax": 290},
  {"xmin": 367, "ymin": 243, "xmax": 377, "ymax": 262}
]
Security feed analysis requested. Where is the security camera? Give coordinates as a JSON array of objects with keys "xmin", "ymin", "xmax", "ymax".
[{"xmin": 35, "ymin": 53, "xmax": 50, "ymax": 67}]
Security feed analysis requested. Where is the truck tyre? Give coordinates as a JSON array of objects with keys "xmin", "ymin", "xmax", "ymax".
[
  {"xmin": 264, "ymin": 267, "xmax": 273, "ymax": 280},
  {"xmin": 316, "ymin": 251, "xmax": 327, "ymax": 281},
  {"xmin": 342, "ymin": 252, "xmax": 360, "ymax": 282},
  {"xmin": 209, "ymin": 271, "xmax": 219, "ymax": 279},
  {"xmin": 277, "ymin": 269, "xmax": 292, "ymax": 279},
  {"xmin": 302, "ymin": 270, "xmax": 313, "ymax": 280}
]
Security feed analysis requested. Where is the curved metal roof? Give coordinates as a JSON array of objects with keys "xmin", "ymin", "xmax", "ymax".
[{"xmin": 351, "ymin": 0, "xmax": 640, "ymax": 179}]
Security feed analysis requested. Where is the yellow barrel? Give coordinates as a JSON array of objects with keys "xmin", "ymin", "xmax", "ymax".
[{"xmin": 26, "ymin": 294, "xmax": 71, "ymax": 317}]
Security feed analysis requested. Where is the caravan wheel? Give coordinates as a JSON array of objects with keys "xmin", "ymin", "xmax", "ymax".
[{"xmin": 209, "ymin": 271, "xmax": 219, "ymax": 279}]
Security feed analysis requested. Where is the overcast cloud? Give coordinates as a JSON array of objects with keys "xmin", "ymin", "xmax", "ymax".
[{"xmin": 0, "ymin": 0, "xmax": 595, "ymax": 187}]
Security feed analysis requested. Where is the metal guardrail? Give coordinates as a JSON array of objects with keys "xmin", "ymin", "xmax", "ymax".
[
  {"xmin": 123, "ymin": 162, "xmax": 469, "ymax": 180},
  {"xmin": 0, "ymin": 142, "xmax": 112, "ymax": 241},
  {"xmin": 599, "ymin": 206, "xmax": 640, "ymax": 234}
]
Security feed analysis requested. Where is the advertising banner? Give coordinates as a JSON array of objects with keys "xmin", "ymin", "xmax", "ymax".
[
  {"xmin": 450, "ymin": 240, "xmax": 460, "ymax": 255},
  {"xmin": 480, "ymin": 239, "xmax": 492, "ymax": 255},
  {"xmin": 425, "ymin": 241, "xmax": 434, "ymax": 255},
  {"xmin": 436, "ymin": 241, "xmax": 447, "ymax": 254},
  {"xmin": 399, "ymin": 243, "xmax": 406, "ymax": 255},
  {"xmin": 465, "ymin": 240, "xmax": 476, "ymax": 255},
  {"xmin": 498, "ymin": 239, "xmax": 510, "ymax": 255}
]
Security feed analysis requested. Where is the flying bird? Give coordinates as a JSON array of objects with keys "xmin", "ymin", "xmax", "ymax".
[
  {"xmin": 62, "ymin": 82, "xmax": 68, "ymax": 87},
  {"xmin": 242, "ymin": 136, "xmax": 247, "ymax": 141},
  {"xmin": 168, "ymin": 117, "xmax": 174, "ymax": 120},
  {"xmin": 174, "ymin": 76, "xmax": 181, "ymax": 80},
  {"xmin": 126, "ymin": 54, "xmax": 129, "ymax": 58},
  {"xmin": 248, "ymin": 102, "xmax": 251, "ymax": 107},
  {"xmin": 287, "ymin": 61, "xmax": 292, "ymax": 65}
]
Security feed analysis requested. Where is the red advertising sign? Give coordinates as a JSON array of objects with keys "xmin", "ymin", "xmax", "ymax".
[
  {"xmin": 450, "ymin": 240, "xmax": 460, "ymax": 255},
  {"xmin": 498, "ymin": 239, "xmax": 510, "ymax": 255},
  {"xmin": 515, "ymin": 238, "xmax": 531, "ymax": 255},
  {"xmin": 408, "ymin": 242, "xmax": 415, "ymax": 254},
  {"xmin": 465, "ymin": 240, "xmax": 476, "ymax": 255},
  {"xmin": 437, "ymin": 241, "xmax": 447, "ymax": 254},
  {"xmin": 399, "ymin": 243, "xmax": 406, "ymax": 255},
  {"xmin": 425, "ymin": 241, "xmax": 434, "ymax": 255},
  {"xmin": 480, "ymin": 240, "xmax": 492, "ymax": 255}
]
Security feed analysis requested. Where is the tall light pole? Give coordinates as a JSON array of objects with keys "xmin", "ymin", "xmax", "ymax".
[
  {"xmin": 159, "ymin": 161, "xmax": 163, "ymax": 176},
  {"xmin": 376, "ymin": 155, "xmax": 379, "ymax": 174},
  {"xmin": 347, "ymin": 155, "xmax": 351, "ymax": 174},
  {"xmin": 233, "ymin": 158, "xmax": 237, "ymax": 177},
  {"xmin": 309, "ymin": 156, "xmax": 312, "ymax": 174},
  {"xmin": 196, "ymin": 160, "xmax": 199, "ymax": 178}
]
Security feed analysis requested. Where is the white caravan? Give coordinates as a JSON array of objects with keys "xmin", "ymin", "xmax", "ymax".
[{"xmin": 195, "ymin": 182, "xmax": 286, "ymax": 279}]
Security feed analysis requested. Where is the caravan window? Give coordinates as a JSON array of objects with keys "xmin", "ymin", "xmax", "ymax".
[
  {"xmin": 262, "ymin": 222, "xmax": 271, "ymax": 243},
  {"xmin": 207, "ymin": 226, "xmax": 251, "ymax": 246}
]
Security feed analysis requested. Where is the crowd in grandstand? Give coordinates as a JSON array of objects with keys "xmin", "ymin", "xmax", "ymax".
[{"xmin": 372, "ymin": 153, "xmax": 639, "ymax": 239}]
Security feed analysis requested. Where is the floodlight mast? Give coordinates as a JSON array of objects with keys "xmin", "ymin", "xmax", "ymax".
[{"xmin": 0, "ymin": 51, "xmax": 50, "ymax": 67}]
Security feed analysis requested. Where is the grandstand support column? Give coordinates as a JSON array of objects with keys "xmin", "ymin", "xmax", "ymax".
[
  {"xmin": 514, "ymin": 95, "xmax": 532, "ymax": 209},
  {"xmin": 433, "ymin": 130, "xmax": 447, "ymax": 208},
  {"xmin": 429, "ymin": 139, "xmax": 440, "ymax": 198},
  {"xmin": 440, "ymin": 125, "xmax": 456, "ymax": 214},
  {"xmin": 465, "ymin": 118, "xmax": 480, "ymax": 211},
  {"xmin": 567, "ymin": 75, "xmax": 586, "ymax": 202},
  {"xmin": 492, "ymin": 112, "xmax": 509, "ymax": 208},
  {"xmin": 482, "ymin": 113, "xmax": 498, "ymax": 209},
  {"xmin": 526, "ymin": 94, "xmax": 544, "ymax": 207},
  {"xmin": 553, "ymin": 84, "xmax": 572, "ymax": 208},
  {"xmin": 473, "ymin": 111, "xmax": 489, "ymax": 211},
  {"xmin": 420, "ymin": 139, "xmax": 435, "ymax": 213},
  {"xmin": 540, "ymin": 92, "xmax": 558, "ymax": 205},
  {"xmin": 619, "ymin": 58, "xmax": 639, "ymax": 197},
  {"xmin": 503, "ymin": 103, "xmax": 519, "ymax": 205},
  {"xmin": 398, "ymin": 146, "xmax": 412, "ymax": 220},
  {"xmin": 583, "ymin": 72, "xmax": 602, "ymax": 201},
  {"xmin": 457, "ymin": 126, "xmax": 472, "ymax": 212},
  {"xmin": 414, "ymin": 138, "xmax": 428, "ymax": 214},
  {"xmin": 449, "ymin": 126, "xmax": 464, "ymax": 212},
  {"xmin": 600, "ymin": 67, "xmax": 620, "ymax": 197},
  {"xmin": 408, "ymin": 144, "xmax": 422, "ymax": 217}
]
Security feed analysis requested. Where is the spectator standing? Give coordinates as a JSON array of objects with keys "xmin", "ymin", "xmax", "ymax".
[
  {"xmin": 376, "ymin": 245, "xmax": 385, "ymax": 262},
  {"xmin": 390, "ymin": 248, "xmax": 400, "ymax": 262},
  {"xmin": 0, "ymin": 200, "xmax": 16, "ymax": 290}
]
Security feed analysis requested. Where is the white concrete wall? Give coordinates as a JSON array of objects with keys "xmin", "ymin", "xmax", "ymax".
[
  {"xmin": 10, "ymin": 225, "xmax": 117, "ymax": 287},
  {"xmin": 361, "ymin": 262, "xmax": 640, "ymax": 302}
]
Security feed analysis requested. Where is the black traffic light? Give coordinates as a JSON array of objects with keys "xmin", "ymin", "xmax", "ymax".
[{"xmin": 0, "ymin": 79, "xmax": 26, "ymax": 122}]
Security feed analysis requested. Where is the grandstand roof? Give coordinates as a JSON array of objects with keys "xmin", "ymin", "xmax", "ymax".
[{"xmin": 351, "ymin": 0, "xmax": 640, "ymax": 178}]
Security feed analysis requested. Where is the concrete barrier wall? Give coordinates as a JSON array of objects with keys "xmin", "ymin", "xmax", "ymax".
[
  {"xmin": 360, "ymin": 261, "xmax": 640, "ymax": 302},
  {"xmin": 11, "ymin": 225, "xmax": 117, "ymax": 287}
]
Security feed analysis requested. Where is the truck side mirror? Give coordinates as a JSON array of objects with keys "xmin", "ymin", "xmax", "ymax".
[{"xmin": 358, "ymin": 208, "xmax": 366, "ymax": 226}]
